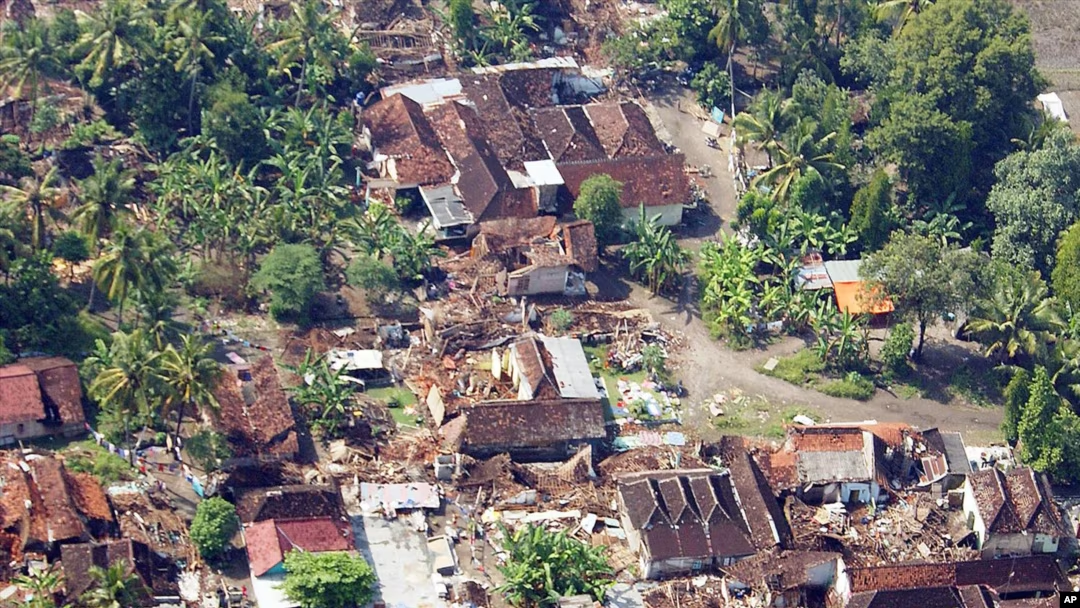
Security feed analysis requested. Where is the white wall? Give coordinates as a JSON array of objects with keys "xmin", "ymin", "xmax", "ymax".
[
  {"xmin": 0, "ymin": 420, "xmax": 51, "ymax": 445},
  {"xmin": 623, "ymin": 204, "xmax": 683, "ymax": 227},
  {"xmin": 962, "ymin": 481, "xmax": 987, "ymax": 548}
]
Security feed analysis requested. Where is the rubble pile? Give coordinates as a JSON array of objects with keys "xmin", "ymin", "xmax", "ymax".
[{"xmin": 109, "ymin": 487, "xmax": 195, "ymax": 564}]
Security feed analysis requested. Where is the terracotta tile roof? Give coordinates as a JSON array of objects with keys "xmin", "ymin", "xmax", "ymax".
[
  {"xmin": 244, "ymin": 517, "xmax": 352, "ymax": 577},
  {"xmin": 475, "ymin": 216, "xmax": 558, "ymax": 253},
  {"xmin": 364, "ymin": 94, "xmax": 455, "ymax": 186},
  {"xmin": 457, "ymin": 398, "xmax": 606, "ymax": 453},
  {"xmin": 0, "ymin": 459, "xmax": 32, "ymax": 530},
  {"xmin": 26, "ymin": 456, "xmax": 86, "ymax": 542},
  {"xmin": 60, "ymin": 539, "xmax": 151, "ymax": 600},
  {"xmin": 998, "ymin": 597, "xmax": 1058, "ymax": 608},
  {"xmin": 968, "ymin": 467, "xmax": 1066, "ymax": 536},
  {"xmin": 847, "ymin": 586, "xmax": 987, "ymax": 608},
  {"xmin": 790, "ymin": 426, "xmax": 866, "ymax": 452},
  {"xmin": 557, "ymin": 154, "xmax": 690, "ymax": 209},
  {"xmin": 0, "ymin": 364, "xmax": 45, "ymax": 425},
  {"xmin": 235, "ymin": 484, "xmax": 344, "ymax": 523},
  {"xmin": 584, "ymin": 102, "xmax": 665, "ymax": 159},
  {"xmin": 510, "ymin": 335, "xmax": 561, "ymax": 400},
  {"xmin": 857, "ymin": 422, "xmax": 916, "ymax": 449},
  {"xmin": 19, "ymin": 357, "xmax": 84, "ymax": 427},
  {"xmin": 64, "ymin": 473, "xmax": 113, "ymax": 522},
  {"xmin": 559, "ymin": 220, "xmax": 598, "ymax": 273},
  {"xmin": 721, "ymin": 550, "xmax": 839, "ymax": 590},
  {"xmin": 616, "ymin": 469, "xmax": 758, "ymax": 561},
  {"xmin": 214, "ymin": 357, "xmax": 298, "ymax": 461},
  {"xmin": 848, "ymin": 556, "xmax": 1068, "ymax": 596},
  {"xmin": 458, "ymin": 72, "xmax": 553, "ymax": 169},
  {"xmin": 533, "ymin": 106, "xmax": 605, "ymax": 163},
  {"xmin": 725, "ymin": 450, "xmax": 792, "ymax": 550}
]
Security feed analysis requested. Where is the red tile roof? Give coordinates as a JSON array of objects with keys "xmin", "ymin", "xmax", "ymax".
[
  {"xmin": 214, "ymin": 357, "xmax": 298, "ymax": 461},
  {"xmin": 26, "ymin": 456, "xmax": 86, "ymax": 542},
  {"xmin": 790, "ymin": 427, "xmax": 866, "ymax": 452},
  {"xmin": 364, "ymin": 94, "xmax": 455, "ymax": 186},
  {"xmin": 19, "ymin": 357, "xmax": 84, "ymax": 427},
  {"xmin": 558, "ymin": 154, "xmax": 690, "ymax": 209},
  {"xmin": 584, "ymin": 102, "xmax": 666, "ymax": 159},
  {"xmin": 967, "ymin": 467, "xmax": 1066, "ymax": 536},
  {"xmin": 244, "ymin": 517, "xmax": 351, "ymax": 577},
  {"xmin": 848, "ymin": 556, "xmax": 1068, "ymax": 596},
  {"xmin": 65, "ymin": 473, "xmax": 113, "ymax": 523},
  {"xmin": 0, "ymin": 365, "xmax": 45, "ymax": 425}
]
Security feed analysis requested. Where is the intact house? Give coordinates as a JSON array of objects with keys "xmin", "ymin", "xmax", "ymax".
[
  {"xmin": 615, "ymin": 467, "xmax": 790, "ymax": 580},
  {"xmin": 213, "ymin": 357, "xmax": 299, "ymax": 470},
  {"xmin": 470, "ymin": 216, "xmax": 598, "ymax": 297},
  {"xmin": 440, "ymin": 397, "xmax": 606, "ymax": 462},
  {"xmin": 61, "ymin": 539, "xmax": 177, "ymax": 605},
  {"xmin": 0, "ymin": 453, "xmax": 115, "ymax": 565},
  {"xmin": 243, "ymin": 517, "xmax": 352, "ymax": 577},
  {"xmin": 359, "ymin": 62, "xmax": 690, "ymax": 239},
  {"xmin": 756, "ymin": 423, "xmax": 932, "ymax": 505},
  {"xmin": 962, "ymin": 466, "xmax": 1069, "ymax": 557},
  {"xmin": 837, "ymin": 555, "xmax": 1069, "ymax": 603},
  {"xmin": 721, "ymin": 550, "xmax": 842, "ymax": 608},
  {"xmin": 0, "ymin": 357, "xmax": 86, "ymax": 445}
]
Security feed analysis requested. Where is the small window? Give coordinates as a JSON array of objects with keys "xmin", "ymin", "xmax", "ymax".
[{"xmin": 16, "ymin": 424, "xmax": 24, "ymax": 434}]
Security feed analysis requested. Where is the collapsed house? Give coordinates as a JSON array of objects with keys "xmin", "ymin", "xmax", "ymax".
[
  {"xmin": 721, "ymin": 550, "xmax": 842, "ymax": 608},
  {"xmin": 0, "ymin": 357, "xmax": 86, "ymax": 445},
  {"xmin": 507, "ymin": 333, "xmax": 600, "ymax": 401},
  {"xmin": 441, "ymin": 397, "xmax": 606, "ymax": 462},
  {"xmin": 919, "ymin": 428, "xmax": 973, "ymax": 493},
  {"xmin": 470, "ymin": 217, "xmax": 598, "ymax": 296},
  {"xmin": 962, "ymin": 466, "xmax": 1068, "ymax": 557},
  {"xmin": 213, "ymin": 357, "xmax": 299, "ymax": 469},
  {"xmin": 615, "ymin": 468, "xmax": 789, "ymax": 579},
  {"xmin": 60, "ymin": 539, "xmax": 177, "ymax": 604},
  {"xmin": 234, "ymin": 484, "xmax": 345, "ymax": 524},
  {"xmin": 360, "ymin": 60, "xmax": 689, "ymax": 239}
]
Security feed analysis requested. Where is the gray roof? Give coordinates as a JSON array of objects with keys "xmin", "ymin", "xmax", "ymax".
[
  {"xmin": 540, "ymin": 335, "xmax": 600, "ymax": 399},
  {"xmin": 797, "ymin": 450, "xmax": 874, "ymax": 484},
  {"xmin": 824, "ymin": 259, "xmax": 864, "ymax": 284},
  {"xmin": 941, "ymin": 432, "xmax": 972, "ymax": 474},
  {"xmin": 421, "ymin": 185, "xmax": 473, "ymax": 228}
]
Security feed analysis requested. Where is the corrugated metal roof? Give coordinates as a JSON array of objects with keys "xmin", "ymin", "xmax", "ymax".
[
  {"xmin": 824, "ymin": 259, "xmax": 864, "ymax": 284},
  {"xmin": 420, "ymin": 185, "xmax": 473, "ymax": 228},
  {"xmin": 380, "ymin": 78, "xmax": 462, "ymax": 107},
  {"xmin": 540, "ymin": 336, "xmax": 600, "ymax": 399},
  {"xmin": 470, "ymin": 56, "xmax": 578, "ymax": 74}
]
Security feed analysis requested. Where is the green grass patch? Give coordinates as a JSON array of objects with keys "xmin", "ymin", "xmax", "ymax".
[
  {"xmin": 757, "ymin": 349, "xmax": 825, "ymax": 385},
  {"xmin": 707, "ymin": 390, "xmax": 823, "ymax": 438},
  {"xmin": 63, "ymin": 440, "xmax": 136, "ymax": 484},
  {"xmin": 819, "ymin": 373, "xmax": 876, "ymax": 401},
  {"xmin": 893, "ymin": 382, "xmax": 921, "ymax": 399},
  {"xmin": 365, "ymin": 386, "xmax": 420, "ymax": 427}
]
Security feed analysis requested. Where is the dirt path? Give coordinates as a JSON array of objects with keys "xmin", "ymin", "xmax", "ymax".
[{"xmin": 605, "ymin": 276, "xmax": 1002, "ymax": 437}]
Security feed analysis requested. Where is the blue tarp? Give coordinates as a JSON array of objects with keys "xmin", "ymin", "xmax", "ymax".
[{"xmin": 711, "ymin": 107, "xmax": 725, "ymax": 123}]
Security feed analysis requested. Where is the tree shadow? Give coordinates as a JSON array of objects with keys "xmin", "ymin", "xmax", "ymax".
[{"xmin": 908, "ymin": 339, "xmax": 1000, "ymax": 405}]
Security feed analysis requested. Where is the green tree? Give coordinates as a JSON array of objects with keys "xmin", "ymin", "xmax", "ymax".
[
  {"xmin": 167, "ymin": 8, "xmax": 224, "ymax": 134},
  {"xmin": 266, "ymin": 0, "xmax": 344, "ymax": 104},
  {"xmin": 0, "ymin": 252, "xmax": 80, "ymax": 354},
  {"xmin": 732, "ymin": 90, "xmax": 792, "ymax": 167},
  {"xmin": 92, "ymin": 225, "xmax": 175, "ymax": 325},
  {"xmin": 0, "ymin": 19, "xmax": 63, "ymax": 127},
  {"xmin": 880, "ymin": 321, "xmax": 914, "ymax": 375},
  {"xmin": 1017, "ymin": 366, "xmax": 1065, "ymax": 473},
  {"xmin": 160, "ymin": 334, "xmax": 220, "ymax": 440},
  {"xmin": 202, "ymin": 84, "xmax": 269, "ymax": 167},
  {"xmin": 813, "ymin": 310, "xmax": 867, "ymax": 371},
  {"xmin": 345, "ymin": 254, "xmax": 399, "ymax": 304},
  {"xmin": 497, "ymin": 524, "xmax": 614, "ymax": 607},
  {"xmin": 689, "ymin": 62, "xmax": 731, "ymax": 111},
  {"xmin": 80, "ymin": 562, "xmax": 149, "ymax": 608},
  {"xmin": 966, "ymin": 267, "xmax": 1061, "ymax": 365},
  {"xmin": 447, "ymin": 0, "xmax": 478, "ymax": 52},
  {"xmin": 251, "ymin": 243, "xmax": 325, "ymax": 321},
  {"xmin": 52, "ymin": 230, "xmax": 90, "ymax": 277},
  {"xmin": 185, "ymin": 429, "xmax": 231, "ymax": 472},
  {"xmin": 866, "ymin": 93, "xmax": 973, "ymax": 208},
  {"xmin": 75, "ymin": 0, "xmax": 151, "ymax": 89},
  {"xmin": 190, "ymin": 496, "xmax": 238, "ymax": 561},
  {"xmin": 848, "ymin": 170, "xmax": 894, "ymax": 252},
  {"xmin": 0, "ymin": 134, "xmax": 32, "ymax": 182},
  {"xmin": 988, "ymin": 129, "xmax": 1080, "ymax": 275},
  {"xmin": 282, "ymin": 551, "xmax": 376, "ymax": 608},
  {"xmin": 753, "ymin": 119, "xmax": 844, "ymax": 203},
  {"xmin": 86, "ymin": 329, "xmax": 166, "ymax": 448},
  {"xmin": 1002, "ymin": 368, "xmax": 1030, "ymax": 444},
  {"xmin": 861, "ymin": 231, "xmax": 982, "ymax": 358},
  {"xmin": 72, "ymin": 155, "xmax": 137, "ymax": 248},
  {"xmin": 285, "ymin": 349, "xmax": 354, "ymax": 437},
  {"xmin": 573, "ymin": 174, "xmax": 623, "ymax": 247},
  {"xmin": 1053, "ymin": 220, "xmax": 1080, "ymax": 311},
  {"xmin": 13, "ymin": 565, "xmax": 63, "ymax": 608},
  {"xmin": 709, "ymin": 0, "xmax": 769, "ymax": 114},
  {"xmin": 0, "ymin": 165, "xmax": 63, "ymax": 252},
  {"xmin": 622, "ymin": 205, "xmax": 690, "ymax": 295}
]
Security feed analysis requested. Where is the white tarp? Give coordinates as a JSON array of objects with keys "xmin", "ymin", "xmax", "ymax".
[{"xmin": 1038, "ymin": 93, "xmax": 1068, "ymax": 122}]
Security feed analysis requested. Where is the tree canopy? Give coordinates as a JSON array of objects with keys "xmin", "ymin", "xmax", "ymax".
[
  {"xmin": 282, "ymin": 551, "xmax": 376, "ymax": 608},
  {"xmin": 573, "ymin": 174, "xmax": 624, "ymax": 247},
  {"xmin": 190, "ymin": 496, "xmax": 238, "ymax": 561},
  {"xmin": 251, "ymin": 243, "xmax": 325, "ymax": 321}
]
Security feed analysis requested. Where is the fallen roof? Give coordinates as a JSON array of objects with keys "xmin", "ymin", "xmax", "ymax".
[
  {"xmin": 364, "ymin": 94, "xmax": 455, "ymax": 186},
  {"xmin": 539, "ymin": 335, "xmax": 601, "ymax": 400},
  {"xmin": 724, "ymin": 451, "xmax": 793, "ymax": 550},
  {"xmin": 235, "ymin": 484, "xmax": 344, "ymax": 523},
  {"xmin": 559, "ymin": 220, "xmax": 598, "ymax": 273},
  {"xmin": 455, "ymin": 398, "xmax": 606, "ymax": 451},
  {"xmin": 65, "ymin": 472, "xmax": 113, "ymax": 522},
  {"xmin": 558, "ymin": 154, "xmax": 690, "ymax": 209},
  {"xmin": 214, "ymin": 357, "xmax": 298, "ymax": 460},
  {"xmin": 722, "ymin": 550, "xmax": 839, "ymax": 590},
  {"xmin": 476, "ymin": 216, "xmax": 558, "ymax": 252},
  {"xmin": 60, "ymin": 539, "xmax": 152, "ymax": 601},
  {"xmin": 0, "ymin": 364, "xmax": 45, "ymax": 425},
  {"xmin": 245, "ymin": 517, "xmax": 352, "ymax": 577},
  {"xmin": 616, "ymin": 469, "xmax": 757, "ymax": 561},
  {"xmin": 26, "ymin": 456, "xmax": 86, "ymax": 543},
  {"xmin": 788, "ymin": 427, "xmax": 876, "ymax": 485},
  {"xmin": 847, "ymin": 556, "xmax": 1069, "ymax": 596}
]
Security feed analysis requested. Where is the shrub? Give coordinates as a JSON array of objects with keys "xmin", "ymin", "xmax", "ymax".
[
  {"xmin": 760, "ymin": 349, "xmax": 824, "ymax": 385},
  {"xmin": 345, "ymin": 255, "xmax": 399, "ymax": 303},
  {"xmin": 190, "ymin": 497, "xmax": 239, "ymax": 562},
  {"xmin": 251, "ymin": 244, "xmax": 325, "ymax": 321},
  {"xmin": 186, "ymin": 429, "xmax": 232, "ymax": 473},
  {"xmin": 820, "ymin": 372, "xmax": 875, "ymax": 400},
  {"xmin": 880, "ymin": 322, "xmax": 914, "ymax": 376},
  {"xmin": 64, "ymin": 443, "xmax": 135, "ymax": 484},
  {"xmin": 188, "ymin": 260, "xmax": 249, "ymax": 309},
  {"xmin": 690, "ymin": 62, "xmax": 731, "ymax": 111},
  {"xmin": 548, "ymin": 308, "xmax": 574, "ymax": 333},
  {"xmin": 641, "ymin": 343, "xmax": 666, "ymax": 374},
  {"xmin": 283, "ymin": 551, "xmax": 377, "ymax": 608}
]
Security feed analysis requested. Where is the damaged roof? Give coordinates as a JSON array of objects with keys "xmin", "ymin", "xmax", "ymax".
[
  {"xmin": 922, "ymin": 429, "xmax": 972, "ymax": 475},
  {"xmin": 244, "ymin": 517, "xmax": 351, "ymax": 577},
  {"xmin": 724, "ymin": 450, "xmax": 793, "ymax": 550},
  {"xmin": 0, "ymin": 364, "xmax": 45, "ymax": 425},
  {"xmin": 454, "ymin": 398, "xmax": 605, "ymax": 452},
  {"xmin": 65, "ymin": 473, "xmax": 113, "ymax": 523},
  {"xmin": 848, "ymin": 556, "xmax": 1069, "ymax": 596},
  {"xmin": 19, "ymin": 357, "xmax": 85, "ymax": 427},
  {"xmin": 847, "ymin": 586, "xmax": 993, "ymax": 608},
  {"xmin": 235, "ymin": 484, "xmax": 344, "ymax": 523},
  {"xmin": 967, "ymin": 467, "xmax": 1067, "ymax": 537},
  {"xmin": 26, "ymin": 456, "xmax": 87, "ymax": 543},
  {"xmin": 476, "ymin": 216, "xmax": 558, "ymax": 253},
  {"xmin": 61, "ymin": 539, "xmax": 153, "ymax": 601},
  {"xmin": 558, "ymin": 220, "xmax": 598, "ymax": 273},
  {"xmin": 722, "ymin": 550, "xmax": 839, "ymax": 590},
  {"xmin": 214, "ymin": 357, "xmax": 298, "ymax": 461},
  {"xmin": 557, "ymin": 154, "xmax": 690, "ymax": 209},
  {"xmin": 364, "ymin": 94, "xmax": 455, "ymax": 186},
  {"xmin": 616, "ymin": 469, "xmax": 763, "ymax": 561},
  {"xmin": 584, "ymin": 102, "xmax": 666, "ymax": 159}
]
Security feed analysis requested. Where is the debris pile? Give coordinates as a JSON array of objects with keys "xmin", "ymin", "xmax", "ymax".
[{"xmin": 108, "ymin": 486, "xmax": 195, "ymax": 564}]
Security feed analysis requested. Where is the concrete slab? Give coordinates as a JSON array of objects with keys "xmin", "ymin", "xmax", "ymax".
[{"xmin": 352, "ymin": 515, "xmax": 440, "ymax": 608}]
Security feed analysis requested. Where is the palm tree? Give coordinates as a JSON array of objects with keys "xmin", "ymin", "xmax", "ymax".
[
  {"xmin": 872, "ymin": 0, "xmax": 934, "ymax": 35},
  {"xmin": 81, "ymin": 562, "xmax": 149, "ymax": 608},
  {"xmin": 966, "ymin": 270, "xmax": 1063, "ymax": 365},
  {"xmin": 13, "ymin": 565, "xmax": 63, "ymax": 608},
  {"xmin": 160, "ymin": 334, "xmax": 221, "ymax": 441},
  {"xmin": 732, "ymin": 90, "xmax": 793, "ymax": 166},
  {"xmin": 265, "ymin": 0, "xmax": 342, "ymax": 105},
  {"xmin": 0, "ymin": 165, "xmax": 62, "ymax": 251},
  {"xmin": 709, "ymin": 0, "xmax": 764, "ymax": 116},
  {"xmin": 0, "ymin": 19, "xmax": 62, "ymax": 128},
  {"xmin": 72, "ymin": 155, "xmax": 137, "ymax": 248},
  {"xmin": 86, "ymin": 328, "xmax": 165, "ymax": 452},
  {"xmin": 167, "ymin": 9, "xmax": 223, "ymax": 134},
  {"xmin": 752, "ymin": 119, "xmax": 845, "ymax": 202},
  {"xmin": 92, "ymin": 224, "xmax": 177, "ymax": 326},
  {"xmin": 75, "ymin": 0, "xmax": 151, "ymax": 88}
]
